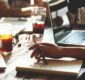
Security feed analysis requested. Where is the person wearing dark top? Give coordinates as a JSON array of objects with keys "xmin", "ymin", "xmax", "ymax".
[{"xmin": 68, "ymin": 0, "xmax": 85, "ymax": 27}]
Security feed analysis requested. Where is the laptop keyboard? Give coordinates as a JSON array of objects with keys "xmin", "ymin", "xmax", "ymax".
[{"xmin": 57, "ymin": 30, "xmax": 85, "ymax": 44}]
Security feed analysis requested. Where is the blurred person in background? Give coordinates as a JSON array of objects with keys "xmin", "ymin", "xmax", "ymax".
[
  {"xmin": 0, "ymin": 0, "xmax": 31, "ymax": 17},
  {"xmin": 68, "ymin": 0, "xmax": 85, "ymax": 27},
  {"xmin": 0, "ymin": 0, "xmax": 44, "ymax": 17}
]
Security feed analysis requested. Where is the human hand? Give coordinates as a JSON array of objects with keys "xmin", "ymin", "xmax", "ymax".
[
  {"xmin": 21, "ymin": 6, "xmax": 39, "ymax": 17},
  {"xmin": 21, "ymin": 7, "xmax": 32, "ymax": 17},
  {"xmin": 29, "ymin": 43, "xmax": 63, "ymax": 61}
]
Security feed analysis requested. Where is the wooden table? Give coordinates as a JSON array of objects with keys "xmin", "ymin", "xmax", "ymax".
[{"xmin": 0, "ymin": 27, "xmax": 85, "ymax": 80}]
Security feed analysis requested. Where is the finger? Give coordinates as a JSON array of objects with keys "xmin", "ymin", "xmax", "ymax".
[
  {"xmin": 29, "ymin": 43, "xmax": 38, "ymax": 50},
  {"xmin": 30, "ymin": 44, "xmax": 51, "ymax": 58},
  {"xmin": 30, "ymin": 48, "xmax": 39, "ymax": 58},
  {"xmin": 31, "ymin": 50, "xmax": 41, "ymax": 62},
  {"xmin": 38, "ymin": 44, "xmax": 49, "ymax": 52},
  {"xmin": 29, "ymin": 42, "xmax": 56, "ymax": 50},
  {"xmin": 35, "ymin": 52, "xmax": 41, "ymax": 59},
  {"xmin": 39, "ymin": 43, "xmax": 57, "ymax": 47},
  {"xmin": 29, "ymin": 43, "xmax": 47, "ymax": 51},
  {"xmin": 36, "ymin": 55, "xmax": 42, "ymax": 63}
]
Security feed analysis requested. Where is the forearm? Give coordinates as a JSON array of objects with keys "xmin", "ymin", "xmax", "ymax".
[
  {"xmin": 0, "ymin": 0, "xmax": 31, "ymax": 17},
  {"xmin": 61, "ymin": 47, "xmax": 85, "ymax": 59},
  {"xmin": 0, "ymin": 8, "xmax": 31, "ymax": 17}
]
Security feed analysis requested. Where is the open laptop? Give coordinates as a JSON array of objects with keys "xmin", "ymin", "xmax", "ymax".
[{"xmin": 48, "ymin": 1, "xmax": 85, "ymax": 47}]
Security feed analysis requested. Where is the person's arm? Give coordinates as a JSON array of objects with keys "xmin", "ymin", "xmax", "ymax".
[
  {"xmin": 29, "ymin": 43, "xmax": 85, "ymax": 60},
  {"xmin": 0, "ymin": 1, "xmax": 31, "ymax": 17},
  {"xmin": 61, "ymin": 47, "xmax": 85, "ymax": 59}
]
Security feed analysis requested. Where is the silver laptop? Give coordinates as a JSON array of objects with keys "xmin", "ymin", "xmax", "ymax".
[{"xmin": 48, "ymin": 1, "xmax": 85, "ymax": 47}]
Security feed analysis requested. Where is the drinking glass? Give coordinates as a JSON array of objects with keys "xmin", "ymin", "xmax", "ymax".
[
  {"xmin": 31, "ymin": 7, "xmax": 46, "ymax": 43},
  {"xmin": 0, "ymin": 23, "xmax": 13, "ymax": 54},
  {"xmin": 32, "ymin": 7, "xmax": 46, "ymax": 34}
]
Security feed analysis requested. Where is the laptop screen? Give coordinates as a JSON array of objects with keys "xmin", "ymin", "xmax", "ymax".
[
  {"xmin": 47, "ymin": 0, "xmax": 71, "ymax": 40},
  {"xmin": 48, "ymin": 0, "xmax": 70, "ymax": 28},
  {"xmin": 46, "ymin": 0, "xmax": 85, "ymax": 46}
]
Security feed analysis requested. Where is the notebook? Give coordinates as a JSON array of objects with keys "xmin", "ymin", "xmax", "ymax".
[
  {"xmin": 0, "ymin": 53, "xmax": 6, "ymax": 72},
  {"xmin": 48, "ymin": 0, "xmax": 85, "ymax": 46},
  {"xmin": 16, "ymin": 59, "xmax": 83, "ymax": 78}
]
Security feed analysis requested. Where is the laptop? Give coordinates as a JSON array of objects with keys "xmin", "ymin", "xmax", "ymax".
[{"xmin": 48, "ymin": 1, "xmax": 85, "ymax": 47}]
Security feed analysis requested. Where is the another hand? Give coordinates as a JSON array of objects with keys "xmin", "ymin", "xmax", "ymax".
[
  {"xmin": 21, "ymin": 6, "xmax": 36, "ymax": 17},
  {"xmin": 29, "ymin": 43, "xmax": 63, "ymax": 61},
  {"xmin": 21, "ymin": 7, "xmax": 32, "ymax": 17}
]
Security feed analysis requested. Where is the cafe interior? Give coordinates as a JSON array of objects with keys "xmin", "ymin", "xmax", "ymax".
[{"xmin": 0, "ymin": 0, "xmax": 85, "ymax": 80}]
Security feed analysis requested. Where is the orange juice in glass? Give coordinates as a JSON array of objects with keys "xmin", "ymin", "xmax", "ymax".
[
  {"xmin": 0, "ymin": 34, "xmax": 13, "ymax": 52},
  {"xmin": 0, "ymin": 23, "xmax": 13, "ymax": 53}
]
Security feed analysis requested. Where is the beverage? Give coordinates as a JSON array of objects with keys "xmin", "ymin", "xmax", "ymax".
[
  {"xmin": 33, "ymin": 21, "xmax": 45, "ymax": 34},
  {"xmin": 0, "ymin": 34, "xmax": 13, "ymax": 52},
  {"xmin": 0, "ymin": 23, "xmax": 13, "ymax": 53},
  {"xmin": 32, "ymin": 7, "xmax": 46, "ymax": 34}
]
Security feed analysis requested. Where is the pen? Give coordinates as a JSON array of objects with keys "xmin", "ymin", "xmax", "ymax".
[{"xmin": 33, "ymin": 37, "xmax": 48, "ymax": 65}]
